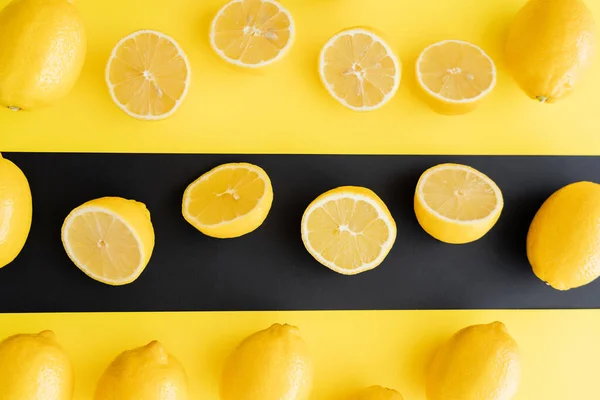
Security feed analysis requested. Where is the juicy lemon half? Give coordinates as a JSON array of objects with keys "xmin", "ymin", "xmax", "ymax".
[
  {"xmin": 301, "ymin": 186, "xmax": 397, "ymax": 275},
  {"xmin": 210, "ymin": 0, "xmax": 295, "ymax": 68},
  {"xmin": 319, "ymin": 28, "xmax": 401, "ymax": 111},
  {"xmin": 106, "ymin": 30, "xmax": 190, "ymax": 120},
  {"xmin": 182, "ymin": 162, "xmax": 273, "ymax": 238},
  {"xmin": 414, "ymin": 163, "xmax": 503, "ymax": 244},
  {"xmin": 61, "ymin": 197, "xmax": 155, "ymax": 285},
  {"xmin": 416, "ymin": 40, "xmax": 496, "ymax": 115}
]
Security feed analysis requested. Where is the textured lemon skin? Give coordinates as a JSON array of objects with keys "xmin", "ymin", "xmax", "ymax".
[
  {"xmin": 95, "ymin": 341, "xmax": 188, "ymax": 400},
  {"xmin": 414, "ymin": 164, "xmax": 503, "ymax": 244},
  {"xmin": 348, "ymin": 385, "xmax": 404, "ymax": 400},
  {"xmin": 527, "ymin": 181, "xmax": 600, "ymax": 290},
  {"xmin": 0, "ymin": 154, "xmax": 33, "ymax": 268},
  {"xmin": 221, "ymin": 323, "xmax": 314, "ymax": 400},
  {"xmin": 0, "ymin": 0, "xmax": 87, "ymax": 110},
  {"xmin": 505, "ymin": 0, "xmax": 597, "ymax": 103},
  {"xmin": 427, "ymin": 322, "xmax": 521, "ymax": 400},
  {"xmin": 0, "ymin": 330, "xmax": 74, "ymax": 400},
  {"xmin": 61, "ymin": 196, "xmax": 155, "ymax": 286}
]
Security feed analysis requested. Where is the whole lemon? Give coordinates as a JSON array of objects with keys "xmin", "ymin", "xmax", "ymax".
[
  {"xmin": 0, "ymin": 0, "xmax": 87, "ymax": 110},
  {"xmin": 427, "ymin": 322, "xmax": 521, "ymax": 400},
  {"xmin": 505, "ymin": 0, "xmax": 597, "ymax": 103},
  {"xmin": 0, "ymin": 330, "xmax": 74, "ymax": 400},
  {"xmin": 0, "ymin": 154, "xmax": 33, "ymax": 268},
  {"xmin": 527, "ymin": 181, "xmax": 600, "ymax": 290},
  {"xmin": 95, "ymin": 341, "xmax": 188, "ymax": 400},
  {"xmin": 221, "ymin": 323, "xmax": 314, "ymax": 400},
  {"xmin": 348, "ymin": 386, "xmax": 404, "ymax": 400}
]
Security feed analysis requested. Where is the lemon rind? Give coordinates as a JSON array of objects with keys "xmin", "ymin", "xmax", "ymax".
[
  {"xmin": 417, "ymin": 163, "xmax": 503, "ymax": 225},
  {"xmin": 301, "ymin": 191, "xmax": 397, "ymax": 275},
  {"xmin": 209, "ymin": 0, "xmax": 296, "ymax": 68},
  {"xmin": 105, "ymin": 29, "xmax": 191, "ymax": 121},
  {"xmin": 62, "ymin": 206, "xmax": 146, "ymax": 285},
  {"xmin": 318, "ymin": 28, "xmax": 401, "ymax": 112},
  {"xmin": 416, "ymin": 39, "xmax": 496, "ymax": 104},
  {"xmin": 182, "ymin": 163, "xmax": 272, "ymax": 230}
]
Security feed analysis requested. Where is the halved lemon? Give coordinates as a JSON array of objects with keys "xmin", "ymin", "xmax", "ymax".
[
  {"xmin": 414, "ymin": 163, "xmax": 503, "ymax": 244},
  {"xmin": 210, "ymin": 0, "xmax": 295, "ymax": 68},
  {"xmin": 416, "ymin": 40, "xmax": 496, "ymax": 115},
  {"xmin": 301, "ymin": 186, "xmax": 397, "ymax": 275},
  {"xmin": 182, "ymin": 162, "xmax": 273, "ymax": 238},
  {"xmin": 319, "ymin": 28, "xmax": 401, "ymax": 111},
  {"xmin": 61, "ymin": 197, "xmax": 155, "ymax": 285},
  {"xmin": 106, "ymin": 30, "xmax": 191, "ymax": 120}
]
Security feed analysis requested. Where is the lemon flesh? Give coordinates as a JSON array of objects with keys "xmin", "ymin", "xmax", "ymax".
[
  {"xmin": 427, "ymin": 322, "xmax": 521, "ymax": 400},
  {"xmin": 0, "ymin": 330, "xmax": 73, "ymax": 400},
  {"xmin": 416, "ymin": 40, "xmax": 496, "ymax": 115},
  {"xmin": 505, "ymin": 0, "xmax": 597, "ymax": 103},
  {"xmin": 0, "ymin": 154, "xmax": 32, "ymax": 268},
  {"xmin": 61, "ymin": 197, "xmax": 155, "ymax": 286},
  {"xmin": 319, "ymin": 28, "xmax": 401, "ymax": 111},
  {"xmin": 210, "ymin": 0, "xmax": 295, "ymax": 68},
  {"xmin": 527, "ymin": 181, "xmax": 600, "ymax": 290},
  {"xmin": 0, "ymin": 0, "xmax": 86, "ymax": 110},
  {"xmin": 414, "ymin": 163, "xmax": 503, "ymax": 244},
  {"xmin": 106, "ymin": 30, "xmax": 190, "ymax": 120},
  {"xmin": 301, "ymin": 186, "xmax": 397, "ymax": 275},
  {"xmin": 95, "ymin": 341, "xmax": 188, "ymax": 400},
  {"xmin": 221, "ymin": 323, "xmax": 313, "ymax": 400},
  {"xmin": 182, "ymin": 162, "xmax": 273, "ymax": 239},
  {"xmin": 348, "ymin": 386, "xmax": 404, "ymax": 400}
]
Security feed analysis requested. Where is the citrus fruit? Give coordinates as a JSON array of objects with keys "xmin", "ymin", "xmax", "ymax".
[
  {"xmin": 0, "ymin": 154, "xmax": 32, "ymax": 268},
  {"xmin": 61, "ymin": 196, "xmax": 155, "ymax": 286},
  {"xmin": 95, "ymin": 340, "xmax": 188, "ymax": 400},
  {"xmin": 0, "ymin": 330, "xmax": 73, "ymax": 400},
  {"xmin": 527, "ymin": 181, "xmax": 600, "ymax": 290},
  {"xmin": 106, "ymin": 30, "xmax": 190, "ymax": 120},
  {"xmin": 414, "ymin": 163, "xmax": 503, "ymax": 244},
  {"xmin": 301, "ymin": 186, "xmax": 397, "ymax": 275},
  {"xmin": 0, "ymin": 0, "xmax": 86, "ymax": 110},
  {"xmin": 427, "ymin": 322, "xmax": 521, "ymax": 400},
  {"xmin": 416, "ymin": 40, "xmax": 496, "ymax": 114},
  {"xmin": 221, "ymin": 323, "xmax": 313, "ymax": 400},
  {"xmin": 319, "ymin": 28, "xmax": 401, "ymax": 111},
  {"xmin": 182, "ymin": 162, "xmax": 273, "ymax": 239},
  {"xmin": 210, "ymin": 0, "xmax": 295, "ymax": 68},
  {"xmin": 348, "ymin": 386, "xmax": 404, "ymax": 400},
  {"xmin": 506, "ymin": 0, "xmax": 597, "ymax": 103}
]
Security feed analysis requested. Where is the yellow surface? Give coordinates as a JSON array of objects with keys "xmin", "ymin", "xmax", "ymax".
[
  {"xmin": 0, "ymin": 310, "xmax": 597, "ymax": 399},
  {"xmin": 1, "ymin": 0, "xmax": 600, "ymax": 155}
]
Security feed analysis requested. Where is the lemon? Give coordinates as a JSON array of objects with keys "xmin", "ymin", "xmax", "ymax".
[
  {"xmin": 210, "ymin": 0, "xmax": 295, "ymax": 68},
  {"xmin": 301, "ymin": 186, "xmax": 397, "ymax": 275},
  {"xmin": 95, "ymin": 340, "xmax": 188, "ymax": 400},
  {"xmin": 319, "ymin": 28, "xmax": 401, "ymax": 111},
  {"xmin": 0, "ymin": 330, "xmax": 73, "ymax": 400},
  {"xmin": 0, "ymin": 0, "xmax": 86, "ymax": 110},
  {"xmin": 427, "ymin": 322, "xmax": 521, "ymax": 400},
  {"xmin": 61, "ymin": 196, "xmax": 155, "ymax": 285},
  {"xmin": 505, "ymin": 0, "xmax": 597, "ymax": 103},
  {"xmin": 182, "ymin": 162, "xmax": 273, "ymax": 239},
  {"xmin": 348, "ymin": 386, "xmax": 404, "ymax": 400},
  {"xmin": 221, "ymin": 323, "xmax": 313, "ymax": 400},
  {"xmin": 106, "ymin": 30, "xmax": 191, "ymax": 120},
  {"xmin": 416, "ymin": 40, "xmax": 496, "ymax": 115},
  {"xmin": 527, "ymin": 181, "xmax": 600, "ymax": 290},
  {"xmin": 414, "ymin": 163, "xmax": 503, "ymax": 244},
  {"xmin": 0, "ymin": 154, "xmax": 32, "ymax": 268}
]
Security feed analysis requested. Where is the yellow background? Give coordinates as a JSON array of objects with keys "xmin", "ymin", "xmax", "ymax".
[
  {"xmin": 0, "ymin": 311, "xmax": 598, "ymax": 399},
  {"xmin": 2, "ymin": 1, "xmax": 600, "ymax": 399},
  {"xmin": 1, "ymin": 0, "xmax": 600, "ymax": 154}
]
